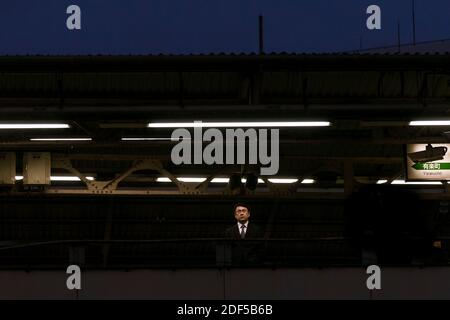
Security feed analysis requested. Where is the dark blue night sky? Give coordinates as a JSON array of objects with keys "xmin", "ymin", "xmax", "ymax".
[{"xmin": 0, "ymin": 0, "xmax": 449, "ymax": 54}]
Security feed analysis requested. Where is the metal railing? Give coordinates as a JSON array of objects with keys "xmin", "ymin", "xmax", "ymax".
[{"xmin": 0, "ymin": 237, "xmax": 447, "ymax": 269}]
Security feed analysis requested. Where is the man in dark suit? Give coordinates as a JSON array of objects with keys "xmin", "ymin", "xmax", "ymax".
[{"xmin": 224, "ymin": 203, "xmax": 264, "ymax": 266}]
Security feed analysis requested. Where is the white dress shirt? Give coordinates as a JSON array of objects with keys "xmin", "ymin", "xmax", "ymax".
[{"xmin": 238, "ymin": 221, "xmax": 249, "ymax": 237}]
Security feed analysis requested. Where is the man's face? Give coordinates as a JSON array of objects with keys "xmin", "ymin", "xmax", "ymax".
[{"xmin": 234, "ymin": 206, "xmax": 250, "ymax": 223}]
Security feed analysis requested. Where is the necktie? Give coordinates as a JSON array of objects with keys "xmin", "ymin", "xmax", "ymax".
[{"xmin": 240, "ymin": 224, "xmax": 246, "ymax": 239}]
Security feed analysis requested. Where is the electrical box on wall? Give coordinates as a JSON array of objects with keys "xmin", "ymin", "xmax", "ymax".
[
  {"xmin": 0, "ymin": 152, "xmax": 16, "ymax": 185},
  {"xmin": 23, "ymin": 152, "xmax": 51, "ymax": 185}
]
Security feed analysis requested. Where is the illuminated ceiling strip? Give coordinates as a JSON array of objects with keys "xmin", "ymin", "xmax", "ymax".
[
  {"xmin": 51, "ymin": 176, "xmax": 95, "ymax": 182},
  {"xmin": 156, "ymin": 177, "xmax": 307, "ymax": 184},
  {"xmin": 30, "ymin": 138, "xmax": 92, "ymax": 141},
  {"xmin": 268, "ymin": 178, "xmax": 299, "ymax": 184},
  {"xmin": 212, "ymin": 178, "xmax": 265, "ymax": 184},
  {"xmin": 409, "ymin": 121, "xmax": 450, "ymax": 126},
  {"xmin": 0, "ymin": 124, "xmax": 70, "ymax": 129},
  {"xmin": 377, "ymin": 179, "xmax": 442, "ymax": 185},
  {"xmin": 156, "ymin": 177, "xmax": 206, "ymax": 183},
  {"xmin": 121, "ymin": 137, "xmax": 189, "ymax": 141},
  {"xmin": 15, "ymin": 176, "xmax": 94, "ymax": 181},
  {"xmin": 148, "ymin": 121, "xmax": 331, "ymax": 128}
]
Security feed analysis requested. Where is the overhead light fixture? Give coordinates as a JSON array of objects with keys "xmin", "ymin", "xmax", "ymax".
[
  {"xmin": 268, "ymin": 178, "xmax": 299, "ymax": 184},
  {"xmin": 30, "ymin": 138, "xmax": 92, "ymax": 141},
  {"xmin": 122, "ymin": 137, "xmax": 190, "ymax": 141},
  {"xmin": 0, "ymin": 124, "xmax": 70, "ymax": 129},
  {"xmin": 15, "ymin": 176, "xmax": 94, "ymax": 181},
  {"xmin": 156, "ymin": 176, "xmax": 306, "ymax": 184},
  {"xmin": 211, "ymin": 178, "xmax": 230, "ymax": 183},
  {"xmin": 376, "ymin": 179, "xmax": 442, "ymax": 185},
  {"xmin": 241, "ymin": 178, "xmax": 265, "ymax": 184},
  {"xmin": 392, "ymin": 180, "xmax": 442, "ymax": 185},
  {"xmin": 176, "ymin": 177, "xmax": 206, "ymax": 183},
  {"xmin": 210, "ymin": 177, "xmax": 265, "ymax": 183},
  {"xmin": 409, "ymin": 121, "xmax": 450, "ymax": 126},
  {"xmin": 148, "ymin": 121, "xmax": 331, "ymax": 128},
  {"xmin": 156, "ymin": 177, "xmax": 206, "ymax": 183},
  {"xmin": 50, "ymin": 176, "xmax": 95, "ymax": 182}
]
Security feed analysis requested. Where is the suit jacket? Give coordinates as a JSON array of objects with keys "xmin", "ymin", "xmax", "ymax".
[
  {"xmin": 225, "ymin": 223, "xmax": 263, "ymax": 239},
  {"xmin": 224, "ymin": 223, "xmax": 264, "ymax": 266}
]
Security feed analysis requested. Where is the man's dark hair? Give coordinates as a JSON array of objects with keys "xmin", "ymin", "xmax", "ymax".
[{"xmin": 234, "ymin": 203, "xmax": 250, "ymax": 213}]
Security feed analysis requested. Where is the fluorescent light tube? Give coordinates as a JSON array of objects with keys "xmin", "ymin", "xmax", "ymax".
[
  {"xmin": 211, "ymin": 178, "xmax": 230, "ymax": 183},
  {"xmin": 15, "ymin": 176, "xmax": 94, "ymax": 181},
  {"xmin": 268, "ymin": 178, "xmax": 299, "ymax": 184},
  {"xmin": 391, "ymin": 180, "xmax": 442, "ymax": 185},
  {"xmin": 157, "ymin": 177, "xmax": 267, "ymax": 184},
  {"xmin": 240, "ymin": 178, "xmax": 265, "ymax": 183},
  {"xmin": 148, "ymin": 121, "xmax": 330, "ymax": 128},
  {"xmin": 156, "ymin": 177, "xmax": 307, "ymax": 184},
  {"xmin": 156, "ymin": 177, "xmax": 206, "ymax": 183},
  {"xmin": 51, "ymin": 176, "xmax": 95, "ymax": 181},
  {"xmin": 409, "ymin": 121, "xmax": 450, "ymax": 126},
  {"xmin": 0, "ymin": 124, "xmax": 70, "ymax": 129},
  {"xmin": 121, "ymin": 137, "xmax": 189, "ymax": 141},
  {"xmin": 30, "ymin": 138, "xmax": 92, "ymax": 141}
]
